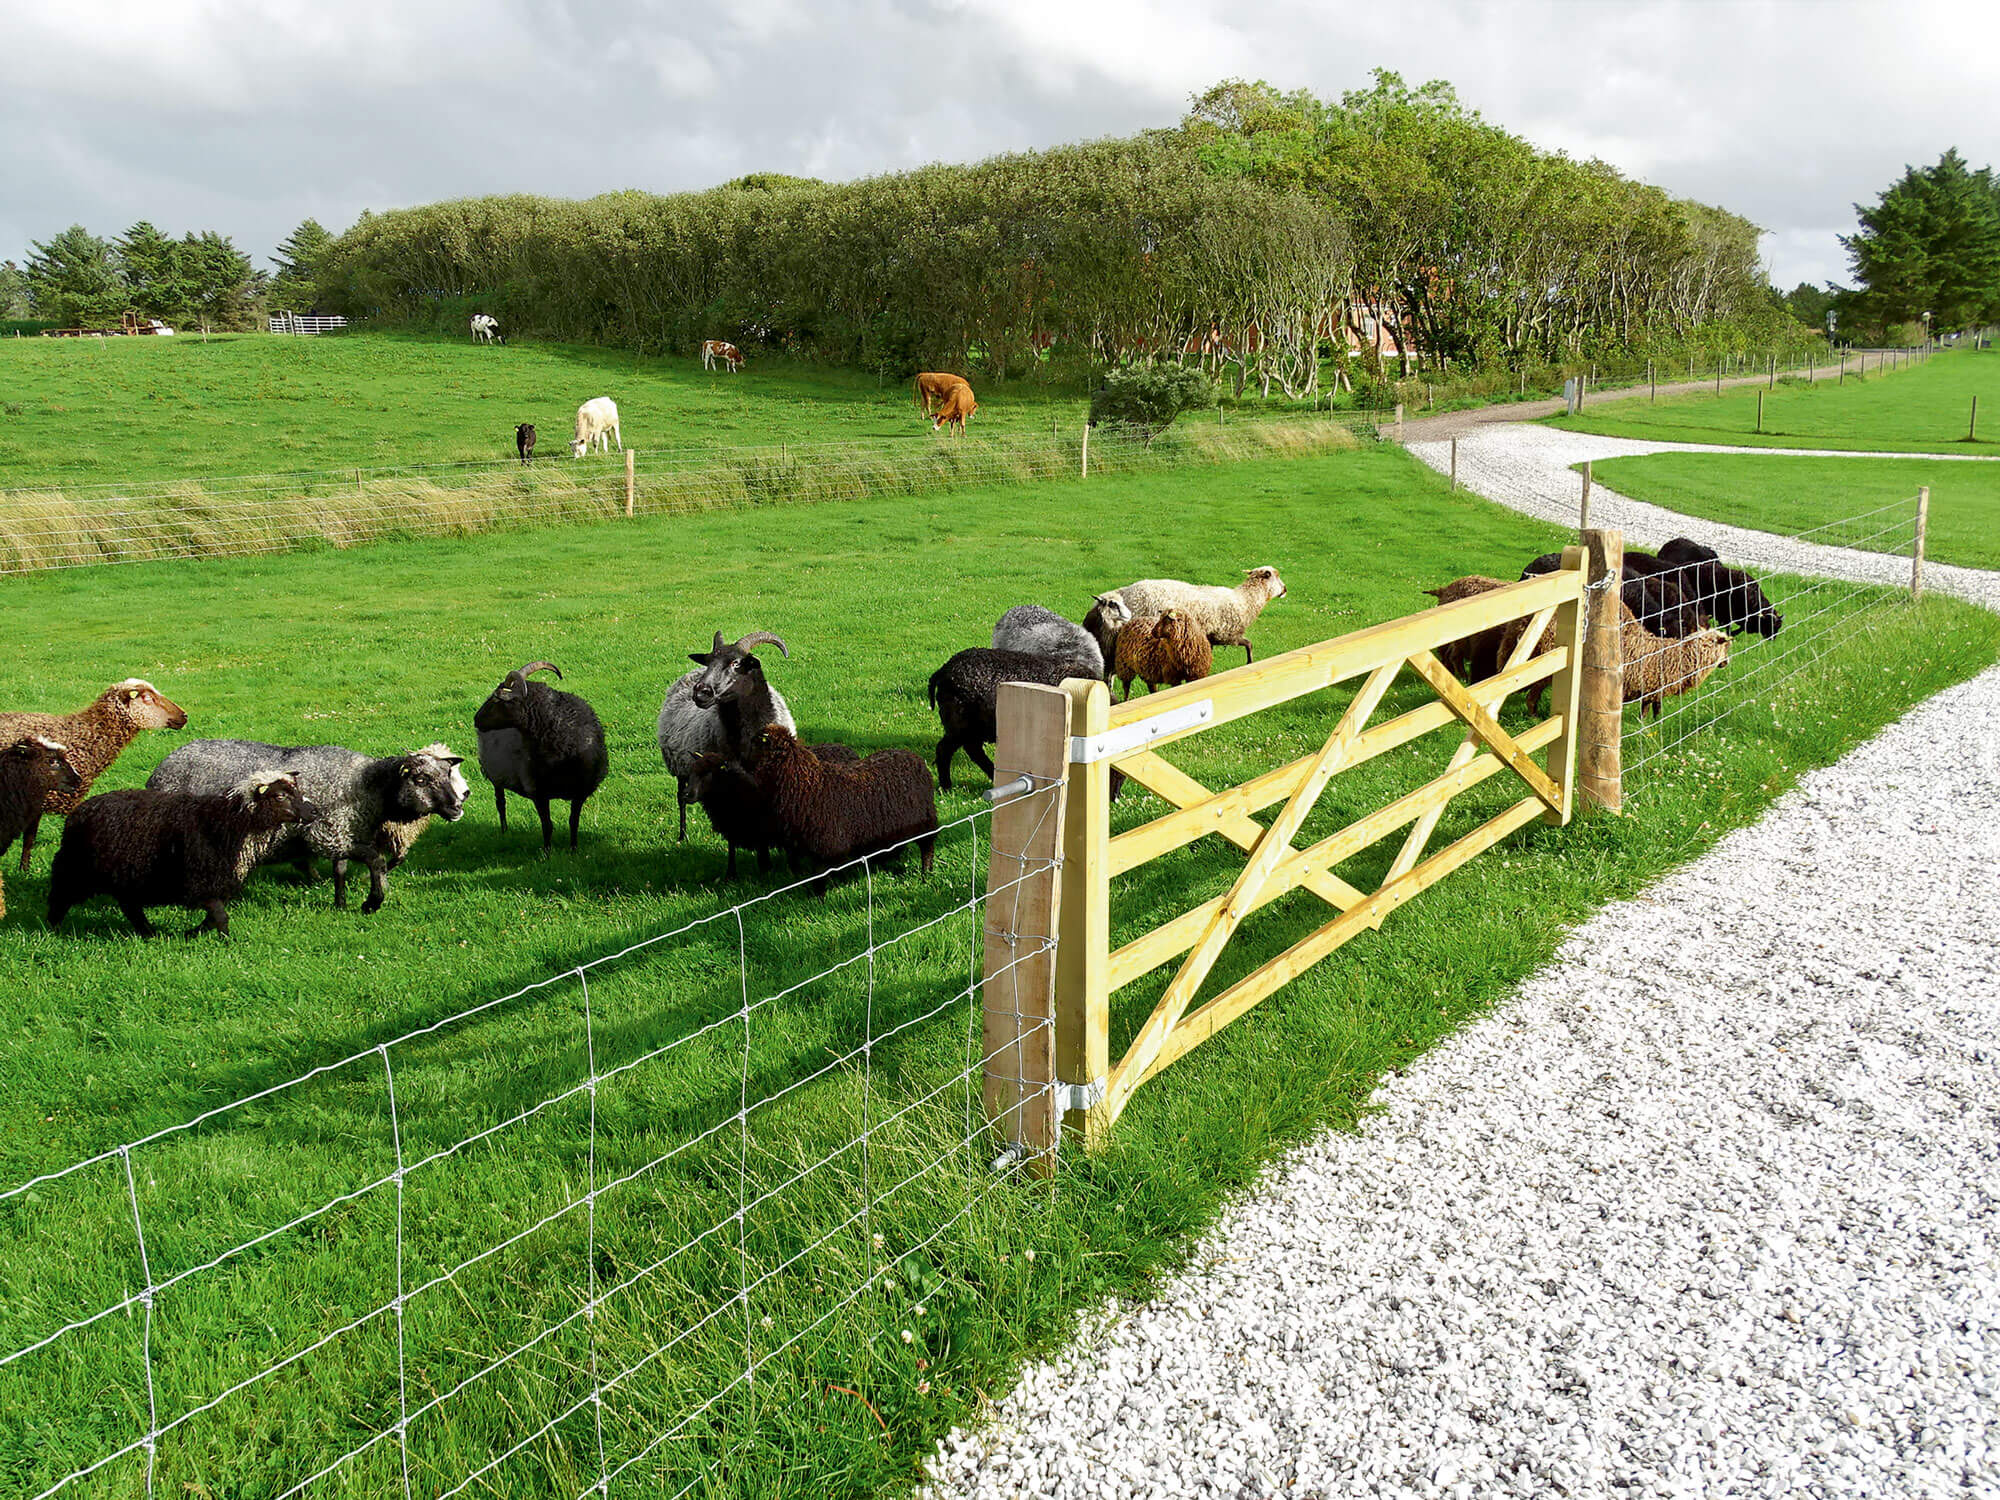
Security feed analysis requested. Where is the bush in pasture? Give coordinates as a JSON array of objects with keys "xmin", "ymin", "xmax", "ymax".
[{"xmin": 1089, "ymin": 365, "xmax": 1217, "ymax": 443}]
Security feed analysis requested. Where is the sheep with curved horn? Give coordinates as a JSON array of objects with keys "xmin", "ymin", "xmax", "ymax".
[{"xmin": 657, "ymin": 629, "xmax": 799, "ymax": 840}]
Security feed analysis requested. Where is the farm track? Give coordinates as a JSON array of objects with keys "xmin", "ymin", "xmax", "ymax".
[{"xmin": 922, "ymin": 421, "xmax": 2000, "ymax": 1498}]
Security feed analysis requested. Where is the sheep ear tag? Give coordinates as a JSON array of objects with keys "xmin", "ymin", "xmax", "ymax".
[{"xmin": 255, "ymin": 783, "xmax": 269, "ymax": 796}]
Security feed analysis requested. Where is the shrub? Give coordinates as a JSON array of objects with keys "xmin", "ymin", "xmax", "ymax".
[{"xmin": 1089, "ymin": 364, "xmax": 1217, "ymax": 442}]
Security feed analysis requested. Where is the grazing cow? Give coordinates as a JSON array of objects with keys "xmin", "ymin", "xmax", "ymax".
[
  {"xmin": 516, "ymin": 423, "xmax": 537, "ymax": 465},
  {"xmin": 470, "ymin": 313, "xmax": 504, "ymax": 345},
  {"xmin": 914, "ymin": 372, "xmax": 971, "ymax": 416},
  {"xmin": 931, "ymin": 383, "xmax": 977, "ymax": 434},
  {"xmin": 570, "ymin": 397, "xmax": 622, "ymax": 458},
  {"xmin": 700, "ymin": 340, "xmax": 743, "ymax": 372}
]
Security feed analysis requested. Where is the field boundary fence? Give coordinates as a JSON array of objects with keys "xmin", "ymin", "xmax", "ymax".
[
  {"xmin": 1, "ymin": 782, "xmax": 1071, "ymax": 1498},
  {"xmin": 0, "ymin": 416, "xmax": 1374, "ymax": 578},
  {"xmin": 267, "ymin": 315, "xmax": 349, "ymax": 335}
]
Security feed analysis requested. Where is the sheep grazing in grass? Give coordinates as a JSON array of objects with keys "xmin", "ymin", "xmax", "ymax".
[
  {"xmin": 473, "ymin": 663, "xmax": 610, "ymax": 852},
  {"xmin": 991, "ymin": 605, "xmax": 1104, "ymax": 679},
  {"xmin": 1621, "ymin": 621, "xmax": 1732, "ymax": 720},
  {"xmin": 657, "ymin": 631, "xmax": 796, "ymax": 841},
  {"xmin": 0, "ymin": 737, "xmax": 80, "ymax": 918},
  {"xmin": 1656, "ymin": 537, "xmax": 1783, "ymax": 637},
  {"xmin": 746, "ymin": 726, "xmax": 937, "ymax": 892},
  {"xmin": 688, "ymin": 739, "xmax": 859, "ymax": 878},
  {"xmin": 0, "ymin": 679, "xmax": 189, "ymax": 871},
  {"xmin": 149, "ymin": 740, "xmax": 468, "ymax": 912},
  {"xmin": 516, "ymin": 423, "xmax": 536, "ymax": 465},
  {"xmin": 1112, "ymin": 567, "xmax": 1286, "ymax": 665},
  {"xmin": 927, "ymin": 648, "xmax": 1088, "ymax": 792},
  {"xmin": 1113, "ymin": 608, "xmax": 1212, "ymax": 700},
  {"xmin": 47, "ymin": 775, "xmax": 320, "ymax": 938},
  {"xmin": 1081, "ymin": 592, "xmax": 1135, "ymax": 682}
]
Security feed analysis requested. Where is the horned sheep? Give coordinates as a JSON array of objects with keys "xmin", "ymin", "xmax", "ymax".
[
  {"xmin": 473, "ymin": 663, "xmax": 610, "ymax": 852},
  {"xmin": 657, "ymin": 632, "xmax": 797, "ymax": 841}
]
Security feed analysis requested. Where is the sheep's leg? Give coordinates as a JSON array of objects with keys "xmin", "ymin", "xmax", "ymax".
[
  {"xmin": 18, "ymin": 816, "xmax": 37, "ymax": 873},
  {"xmin": 1241, "ymin": 640, "xmax": 1255, "ymax": 664},
  {"xmin": 724, "ymin": 844, "xmax": 739, "ymax": 878},
  {"xmin": 755, "ymin": 848, "xmax": 772, "ymax": 876},
  {"xmin": 919, "ymin": 836, "xmax": 935, "ymax": 874},
  {"xmin": 118, "ymin": 900, "xmax": 157, "ymax": 939},
  {"xmin": 193, "ymin": 901, "xmax": 230, "ymax": 937},
  {"xmin": 677, "ymin": 780, "xmax": 691, "ymax": 841},
  {"xmin": 534, "ymin": 799, "xmax": 556, "ymax": 853},
  {"xmin": 494, "ymin": 786, "xmax": 509, "ymax": 831},
  {"xmin": 935, "ymin": 738, "xmax": 957, "ymax": 793},
  {"xmin": 359, "ymin": 852, "xmax": 390, "ymax": 914},
  {"xmin": 568, "ymin": 801, "xmax": 583, "ymax": 852},
  {"xmin": 964, "ymin": 741, "xmax": 996, "ymax": 781}
]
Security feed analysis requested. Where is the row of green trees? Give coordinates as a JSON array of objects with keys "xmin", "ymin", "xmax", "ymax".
[
  {"xmin": 316, "ymin": 73, "xmax": 1812, "ymax": 385},
  {"xmin": 3, "ymin": 219, "xmax": 334, "ymax": 331}
]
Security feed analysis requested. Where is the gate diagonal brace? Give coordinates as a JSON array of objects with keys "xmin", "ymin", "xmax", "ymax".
[{"xmin": 1405, "ymin": 651, "xmax": 1563, "ymax": 812}]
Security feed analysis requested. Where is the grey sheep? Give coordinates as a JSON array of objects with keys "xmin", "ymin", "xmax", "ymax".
[
  {"xmin": 991, "ymin": 606, "xmax": 1104, "ymax": 679},
  {"xmin": 149, "ymin": 739, "xmax": 468, "ymax": 912},
  {"xmin": 1112, "ymin": 567, "xmax": 1287, "ymax": 664},
  {"xmin": 48, "ymin": 774, "xmax": 320, "ymax": 938},
  {"xmin": 656, "ymin": 631, "xmax": 796, "ymax": 840},
  {"xmin": 474, "ymin": 662, "xmax": 610, "ymax": 852},
  {"xmin": 1081, "ymin": 593, "xmax": 1135, "ymax": 683}
]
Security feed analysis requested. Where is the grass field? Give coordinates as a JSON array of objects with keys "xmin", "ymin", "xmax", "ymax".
[
  {"xmin": 1546, "ymin": 346, "xmax": 1998, "ymax": 454},
  {"xmin": 1583, "ymin": 451, "xmax": 2000, "ymax": 570},
  {"xmin": 3, "ymin": 445, "xmax": 1995, "ymax": 1497}
]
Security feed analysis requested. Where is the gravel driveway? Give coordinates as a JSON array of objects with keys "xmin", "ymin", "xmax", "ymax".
[{"xmin": 923, "ymin": 422, "xmax": 2000, "ymax": 1499}]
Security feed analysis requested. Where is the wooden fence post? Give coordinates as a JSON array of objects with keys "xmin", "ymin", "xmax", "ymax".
[
  {"xmin": 1054, "ymin": 678, "xmax": 1111, "ymax": 1152},
  {"xmin": 1649, "ymin": 359, "xmax": 1656, "ymax": 402},
  {"xmin": 1578, "ymin": 527, "xmax": 1624, "ymax": 814},
  {"xmin": 624, "ymin": 449, "xmax": 636, "ymax": 517},
  {"xmin": 1840, "ymin": 351, "xmax": 1846, "ymax": 384},
  {"xmin": 1393, "ymin": 403, "xmax": 1404, "ymax": 442},
  {"xmin": 1449, "ymin": 437, "xmax": 1458, "ymax": 490},
  {"xmin": 1768, "ymin": 354, "xmax": 1776, "ymax": 388},
  {"xmin": 1912, "ymin": 487, "xmax": 1929, "ymax": 601},
  {"xmin": 1579, "ymin": 461, "xmax": 1592, "ymax": 532},
  {"xmin": 1756, "ymin": 390, "xmax": 1764, "ymax": 434},
  {"xmin": 1081, "ymin": 421, "xmax": 1090, "ymax": 479},
  {"xmin": 1970, "ymin": 396, "xmax": 1979, "ymax": 442},
  {"xmin": 1544, "ymin": 543, "xmax": 1589, "ymax": 826},
  {"xmin": 981, "ymin": 681, "xmax": 1073, "ymax": 1175}
]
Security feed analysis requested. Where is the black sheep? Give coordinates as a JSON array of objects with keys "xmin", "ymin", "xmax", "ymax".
[
  {"xmin": 746, "ymin": 726, "xmax": 937, "ymax": 893},
  {"xmin": 1518, "ymin": 550, "xmax": 1710, "ymax": 638},
  {"xmin": 516, "ymin": 423, "xmax": 536, "ymax": 465},
  {"xmin": 1657, "ymin": 537, "xmax": 1784, "ymax": 637},
  {"xmin": 47, "ymin": 775, "xmax": 320, "ymax": 938},
  {"xmin": 0, "ymin": 736, "xmax": 81, "ymax": 919},
  {"xmin": 689, "ymin": 739, "xmax": 859, "ymax": 878},
  {"xmin": 927, "ymin": 648, "xmax": 1083, "ymax": 792},
  {"xmin": 472, "ymin": 662, "xmax": 610, "ymax": 852}
]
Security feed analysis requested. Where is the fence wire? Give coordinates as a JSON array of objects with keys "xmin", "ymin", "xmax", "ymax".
[{"xmin": 0, "ymin": 779, "xmax": 1066, "ymax": 1499}]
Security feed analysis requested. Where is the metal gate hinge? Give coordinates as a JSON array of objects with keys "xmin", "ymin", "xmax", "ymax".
[{"xmin": 1057, "ymin": 1077, "xmax": 1107, "ymax": 1113}]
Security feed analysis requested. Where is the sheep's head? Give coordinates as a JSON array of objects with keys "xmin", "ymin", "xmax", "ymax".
[
  {"xmin": 5, "ymin": 735, "xmax": 81, "ymax": 793},
  {"xmin": 516, "ymin": 423, "xmax": 536, "ymax": 444},
  {"xmin": 233, "ymin": 773, "xmax": 320, "ymax": 830},
  {"xmin": 688, "ymin": 631, "xmax": 787, "ymax": 711},
  {"xmin": 1089, "ymin": 592, "xmax": 1134, "ymax": 628},
  {"xmin": 105, "ymin": 679, "xmax": 188, "ymax": 731},
  {"xmin": 398, "ymin": 744, "xmax": 469, "ymax": 823},
  {"xmin": 473, "ymin": 663, "xmax": 560, "ymax": 732},
  {"xmin": 746, "ymin": 723, "xmax": 799, "ymax": 764},
  {"xmin": 1245, "ymin": 566, "xmax": 1286, "ymax": 601}
]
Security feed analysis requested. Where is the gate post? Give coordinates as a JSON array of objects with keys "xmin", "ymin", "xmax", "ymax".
[
  {"xmin": 1054, "ymin": 678, "xmax": 1112, "ymax": 1152},
  {"xmin": 981, "ymin": 682, "xmax": 1072, "ymax": 1175},
  {"xmin": 1578, "ymin": 528, "xmax": 1624, "ymax": 813},
  {"xmin": 1544, "ymin": 544, "xmax": 1589, "ymax": 825}
]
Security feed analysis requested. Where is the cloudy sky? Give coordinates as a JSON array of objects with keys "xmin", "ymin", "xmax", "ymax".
[{"xmin": 4, "ymin": 0, "xmax": 1996, "ymax": 293}]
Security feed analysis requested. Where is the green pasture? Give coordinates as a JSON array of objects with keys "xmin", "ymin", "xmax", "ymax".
[
  {"xmin": 2, "ymin": 449, "xmax": 1994, "ymax": 1498},
  {"xmin": 1547, "ymin": 346, "xmax": 1998, "ymax": 454},
  {"xmin": 1584, "ymin": 451, "xmax": 2000, "ymax": 571}
]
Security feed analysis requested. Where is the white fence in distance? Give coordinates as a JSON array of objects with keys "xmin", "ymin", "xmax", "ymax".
[{"xmin": 268, "ymin": 315, "xmax": 349, "ymax": 335}]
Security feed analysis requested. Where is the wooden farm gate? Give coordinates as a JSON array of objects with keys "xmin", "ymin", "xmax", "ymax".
[{"xmin": 981, "ymin": 551, "xmax": 1595, "ymax": 1168}]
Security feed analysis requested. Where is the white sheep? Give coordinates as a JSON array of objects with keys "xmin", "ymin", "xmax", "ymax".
[
  {"xmin": 1111, "ymin": 567, "xmax": 1287, "ymax": 665},
  {"xmin": 570, "ymin": 397, "xmax": 622, "ymax": 458}
]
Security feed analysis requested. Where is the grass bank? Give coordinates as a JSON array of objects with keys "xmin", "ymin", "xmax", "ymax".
[{"xmin": 2, "ymin": 448, "xmax": 1993, "ymax": 1497}]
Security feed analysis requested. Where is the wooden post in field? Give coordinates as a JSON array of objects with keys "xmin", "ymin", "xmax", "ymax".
[
  {"xmin": 1649, "ymin": 359, "xmax": 1656, "ymax": 401},
  {"xmin": 1579, "ymin": 461, "xmax": 1592, "ymax": 532},
  {"xmin": 1912, "ymin": 487, "xmax": 1930, "ymax": 601},
  {"xmin": 1579, "ymin": 373, "xmax": 1588, "ymax": 409},
  {"xmin": 1520, "ymin": 369, "xmax": 1526, "ymax": 396},
  {"xmin": 1768, "ymin": 353, "xmax": 1776, "ymax": 388},
  {"xmin": 1578, "ymin": 527, "xmax": 1625, "ymax": 814},
  {"xmin": 355, "ymin": 468, "xmax": 363, "ymax": 499},
  {"xmin": 981, "ymin": 681, "xmax": 1073, "ymax": 1175},
  {"xmin": 1970, "ymin": 396, "xmax": 1979, "ymax": 442},
  {"xmin": 1054, "ymin": 678, "xmax": 1112, "ymax": 1152},
  {"xmin": 624, "ymin": 449, "xmax": 636, "ymax": 517},
  {"xmin": 1080, "ymin": 421, "xmax": 1090, "ymax": 478},
  {"xmin": 1393, "ymin": 402, "xmax": 1405, "ymax": 442},
  {"xmin": 1839, "ymin": 351, "xmax": 1846, "ymax": 383},
  {"xmin": 1714, "ymin": 360, "xmax": 1722, "ymax": 396},
  {"xmin": 1543, "ymin": 543, "xmax": 1589, "ymax": 826},
  {"xmin": 1756, "ymin": 390, "xmax": 1764, "ymax": 434}
]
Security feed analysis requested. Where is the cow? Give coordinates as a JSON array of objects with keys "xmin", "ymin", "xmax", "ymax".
[
  {"xmin": 470, "ymin": 313, "xmax": 504, "ymax": 345},
  {"xmin": 516, "ymin": 423, "xmax": 536, "ymax": 465},
  {"xmin": 570, "ymin": 398, "xmax": 621, "ymax": 458},
  {"xmin": 931, "ymin": 383, "xmax": 977, "ymax": 434},
  {"xmin": 914, "ymin": 372, "xmax": 972, "ymax": 417},
  {"xmin": 701, "ymin": 340, "xmax": 743, "ymax": 372}
]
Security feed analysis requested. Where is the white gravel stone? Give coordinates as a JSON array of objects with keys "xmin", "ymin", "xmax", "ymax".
[{"xmin": 919, "ymin": 423, "xmax": 2000, "ymax": 1500}]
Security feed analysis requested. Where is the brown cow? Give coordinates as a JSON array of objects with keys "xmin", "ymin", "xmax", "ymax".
[
  {"xmin": 701, "ymin": 340, "xmax": 743, "ymax": 372},
  {"xmin": 931, "ymin": 383, "xmax": 977, "ymax": 434},
  {"xmin": 914, "ymin": 371, "xmax": 971, "ymax": 416}
]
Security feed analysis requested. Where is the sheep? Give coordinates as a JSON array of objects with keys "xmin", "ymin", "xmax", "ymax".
[
  {"xmin": 1113, "ymin": 608, "xmax": 1212, "ymax": 700},
  {"xmin": 148, "ymin": 740, "xmax": 468, "ymax": 912},
  {"xmin": 657, "ymin": 631, "xmax": 796, "ymax": 840},
  {"xmin": 745, "ymin": 726, "xmax": 937, "ymax": 891},
  {"xmin": 1421, "ymin": 575, "xmax": 1512, "ymax": 683},
  {"xmin": 0, "ymin": 679, "xmax": 189, "ymax": 871},
  {"xmin": 516, "ymin": 423, "xmax": 536, "ymax": 465},
  {"xmin": 991, "ymin": 605, "xmax": 1104, "ymax": 679},
  {"xmin": 687, "ymin": 739, "xmax": 859, "ymax": 878},
  {"xmin": 569, "ymin": 397, "xmax": 622, "ymax": 458},
  {"xmin": 1656, "ymin": 537, "xmax": 1783, "ymax": 637},
  {"xmin": 1081, "ymin": 592, "xmax": 1135, "ymax": 683},
  {"xmin": 1621, "ymin": 621, "xmax": 1732, "ymax": 720},
  {"xmin": 47, "ymin": 775, "xmax": 320, "ymax": 938},
  {"xmin": 1112, "ymin": 567, "xmax": 1286, "ymax": 665},
  {"xmin": 1498, "ymin": 597, "xmax": 1638, "ymax": 717},
  {"xmin": 0, "ymin": 737, "xmax": 80, "ymax": 918},
  {"xmin": 928, "ymin": 648, "xmax": 1091, "ymax": 792},
  {"xmin": 473, "ymin": 663, "xmax": 610, "ymax": 852}
]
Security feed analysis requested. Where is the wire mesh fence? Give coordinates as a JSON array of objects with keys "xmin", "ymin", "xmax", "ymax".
[
  {"xmin": 0, "ymin": 416, "xmax": 1374, "ymax": 578},
  {"xmin": 0, "ymin": 782, "xmax": 1066, "ymax": 1499}
]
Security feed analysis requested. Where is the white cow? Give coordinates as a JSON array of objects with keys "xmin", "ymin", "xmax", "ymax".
[
  {"xmin": 570, "ymin": 397, "xmax": 622, "ymax": 458},
  {"xmin": 470, "ymin": 313, "xmax": 503, "ymax": 344}
]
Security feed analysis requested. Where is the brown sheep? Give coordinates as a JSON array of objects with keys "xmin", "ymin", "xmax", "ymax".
[
  {"xmin": 0, "ymin": 679, "xmax": 188, "ymax": 870},
  {"xmin": 1621, "ymin": 622, "xmax": 1731, "ymax": 720},
  {"xmin": 1421, "ymin": 576, "xmax": 1511, "ymax": 683},
  {"xmin": 747, "ymin": 726, "xmax": 938, "ymax": 894},
  {"xmin": 1113, "ymin": 608, "xmax": 1213, "ymax": 701},
  {"xmin": 0, "ymin": 737, "xmax": 81, "ymax": 918}
]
